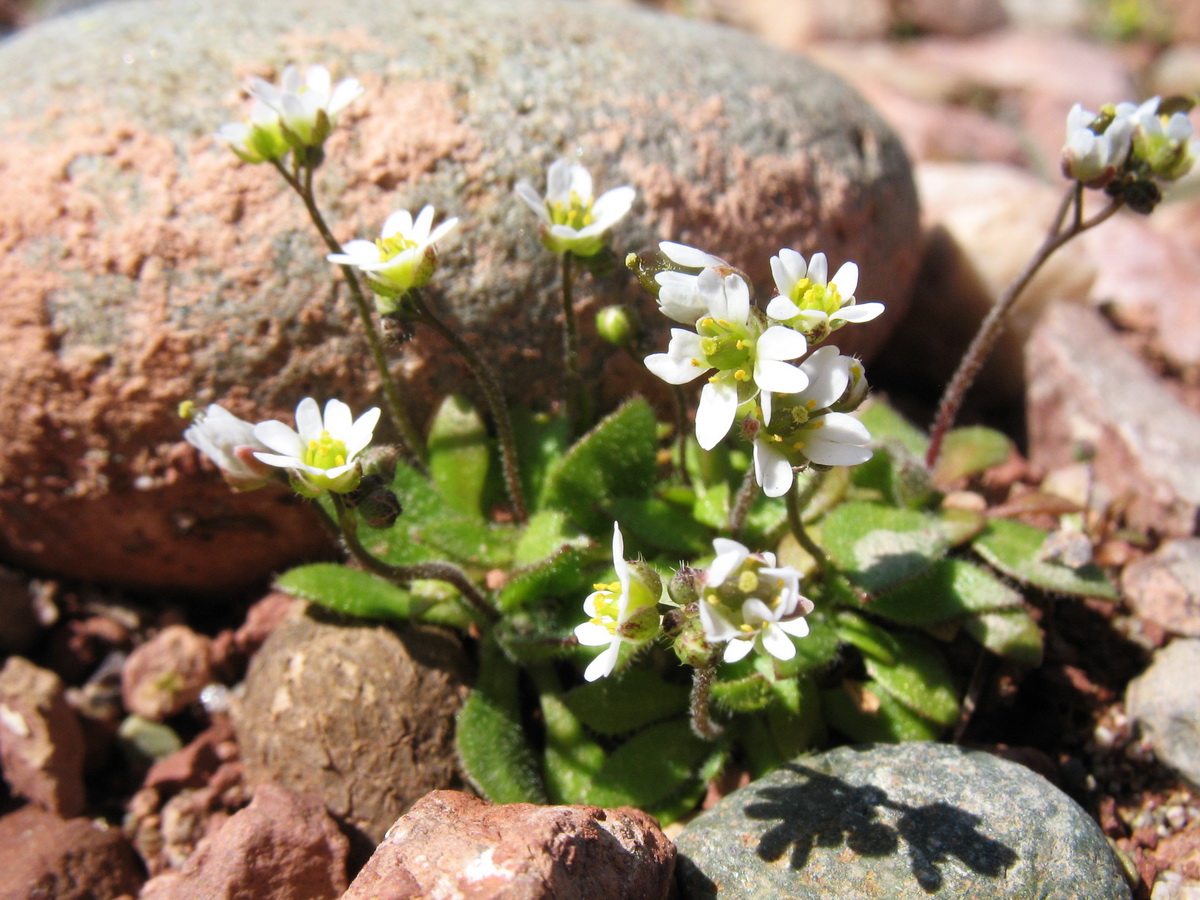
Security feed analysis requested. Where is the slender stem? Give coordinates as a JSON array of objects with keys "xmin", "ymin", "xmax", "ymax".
[
  {"xmin": 786, "ymin": 479, "xmax": 829, "ymax": 574},
  {"xmin": 690, "ymin": 655, "xmax": 724, "ymax": 740},
  {"xmin": 560, "ymin": 253, "xmax": 583, "ymax": 435},
  {"xmin": 407, "ymin": 290, "xmax": 527, "ymax": 523},
  {"xmin": 728, "ymin": 466, "xmax": 758, "ymax": 539},
  {"xmin": 672, "ymin": 385, "xmax": 691, "ymax": 485},
  {"xmin": 951, "ymin": 647, "xmax": 992, "ymax": 744},
  {"xmin": 332, "ymin": 494, "xmax": 498, "ymax": 624},
  {"xmin": 926, "ymin": 185, "xmax": 1123, "ymax": 468},
  {"xmin": 270, "ymin": 159, "xmax": 425, "ymax": 468}
]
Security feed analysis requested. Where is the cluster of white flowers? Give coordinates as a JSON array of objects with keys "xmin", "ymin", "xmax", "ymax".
[
  {"xmin": 1062, "ymin": 96, "xmax": 1197, "ymax": 190},
  {"xmin": 183, "ymin": 397, "xmax": 380, "ymax": 497},
  {"xmin": 574, "ymin": 524, "xmax": 815, "ymax": 679},
  {"xmin": 216, "ymin": 64, "xmax": 363, "ymax": 163},
  {"xmin": 642, "ymin": 240, "xmax": 880, "ymax": 497}
]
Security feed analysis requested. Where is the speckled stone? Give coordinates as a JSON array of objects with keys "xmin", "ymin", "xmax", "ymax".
[
  {"xmin": 1127, "ymin": 639, "xmax": 1200, "ymax": 791},
  {"xmin": 674, "ymin": 742, "xmax": 1131, "ymax": 900},
  {"xmin": 0, "ymin": 0, "xmax": 919, "ymax": 590}
]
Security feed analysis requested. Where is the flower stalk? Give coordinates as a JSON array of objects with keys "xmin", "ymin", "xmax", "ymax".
[
  {"xmin": 689, "ymin": 654, "xmax": 724, "ymax": 740},
  {"xmin": 926, "ymin": 184, "xmax": 1122, "ymax": 468}
]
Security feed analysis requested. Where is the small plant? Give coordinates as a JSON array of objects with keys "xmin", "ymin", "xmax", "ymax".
[{"xmin": 185, "ymin": 66, "xmax": 1194, "ymax": 821}]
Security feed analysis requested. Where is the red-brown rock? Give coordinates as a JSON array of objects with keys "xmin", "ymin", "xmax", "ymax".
[
  {"xmin": 1026, "ymin": 303, "xmax": 1200, "ymax": 538},
  {"xmin": 138, "ymin": 783, "xmax": 348, "ymax": 900},
  {"xmin": 1123, "ymin": 539, "xmax": 1200, "ymax": 637},
  {"xmin": 0, "ymin": 805, "xmax": 143, "ymax": 900},
  {"xmin": 342, "ymin": 790, "xmax": 675, "ymax": 900},
  {"xmin": 0, "ymin": 656, "xmax": 87, "ymax": 816},
  {"xmin": 121, "ymin": 624, "xmax": 213, "ymax": 721}
]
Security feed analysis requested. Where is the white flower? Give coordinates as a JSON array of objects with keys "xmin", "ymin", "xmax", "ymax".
[
  {"xmin": 653, "ymin": 242, "xmax": 730, "ymax": 324},
  {"xmin": 515, "ymin": 159, "xmax": 635, "ymax": 257},
  {"xmin": 753, "ymin": 346, "xmax": 873, "ymax": 497},
  {"xmin": 698, "ymin": 538, "xmax": 813, "ymax": 663},
  {"xmin": 327, "ymin": 206, "xmax": 458, "ymax": 310},
  {"xmin": 249, "ymin": 64, "xmax": 363, "ymax": 148},
  {"xmin": 1123, "ymin": 96, "xmax": 1197, "ymax": 182},
  {"xmin": 252, "ymin": 397, "xmax": 380, "ymax": 495},
  {"xmin": 1061, "ymin": 102, "xmax": 1133, "ymax": 187},
  {"xmin": 215, "ymin": 98, "xmax": 289, "ymax": 164},
  {"xmin": 645, "ymin": 269, "xmax": 807, "ymax": 450},
  {"xmin": 183, "ymin": 403, "xmax": 274, "ymax": 490},
  {"xmin": 765, "ymin": 250, "xmax": 883, "ymax": 344},
  {"xmin": 573, "ymin": 523, "xmax": 660, "ymax": 681}
]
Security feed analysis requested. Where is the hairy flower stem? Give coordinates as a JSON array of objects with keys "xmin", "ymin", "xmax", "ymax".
[
  {"xmin": 690, "ymin": 655, "xmax": 724, "ymax": 740},
  {"xmin": 407, "ymin": 290, "xmax": 528, "ymax": 523},
  {"xmin": 560, "ymin": 253, "xmax": 585, "ymax": 436},
  {"xmin": 332, "ymin": 494, "xmax": 499, "ymax": 624},
  {"xmin": 926, "ymin": 185, "xmax": 1123, "ymax": 468},
  {"xmin": 271, "ymin": 159, "xmax": 425, "ymax": 468},
  {"xmin": 728, "ymin": 467, "xmax": 758, "ymax": 540},
  {"xmin": 786, "ymin": 476, "xmax": 829, "ymax": 574}
]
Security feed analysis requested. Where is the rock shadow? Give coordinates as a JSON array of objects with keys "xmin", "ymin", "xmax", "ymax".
[{"xmin": 744, "ymin": 763, "xmax": 1018, "ymax": 894}]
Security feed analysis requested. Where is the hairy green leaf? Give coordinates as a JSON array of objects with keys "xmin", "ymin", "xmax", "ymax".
[
  {"xmin": 427, "ymin": 395, "xmax": 489, "ymax": 519},
  {"xmin": 821, "ymin": 502, "xmax": 950, "ymax": 595},
  {"xmin": 973, "ymin": 518, "xmax": 1117, "ymax": 600},
  {"xmin": 564, "ymin": 668, "xmax": 690, "ymax": 735}
]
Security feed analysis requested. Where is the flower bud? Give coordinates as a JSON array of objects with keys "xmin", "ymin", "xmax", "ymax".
[
  {"xmin": 668, "ymin": 566, "xmax": 701, "ymax": 606},
  {"xmin": 596, "ymin": 305, "xmax": 638, "ymax": 348},
  {"xmin": 625, "ymin": 558, "xmax": 664, "ymax": 606},
  {"xmin": 356, "ymin": 486, "xmax": 402, "ymax": 529},
  {"xmin": 670, "ymin": 603, "xmax": 716, "ymax": 668},
  {"xmin": 359, "ymin": 445, "xmax": 400, "ymax": 484}
]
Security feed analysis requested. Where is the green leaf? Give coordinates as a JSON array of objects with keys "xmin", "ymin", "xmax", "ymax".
[
  {"xmin": 711, "ymin": 672, "xmax": 774, "ymax": 712},
  {"xmin": 835, "ymin": 611, "xmax": 901, "ymax": 665},
  {"xmin": 864, "ymin": 558, "xmax": 1043, "ymax": 665},
  {"xmin": 497, "ymin": 543, "xmax": 600, "ymax": 612},
  {"xmin": 691, "ymin": 482, "xmax": 730, "ymax": 531},
  {"xmin": 541, "ymin": 691, "xmax": 607, "ymax": 804},
  {"xmin": 863, "ymin": 633, "xmax": 959, "ymax": 727},
  {"xmin": 542, "ymin": 398, "xmax": 657, "ymax": 533},
  {"xmin": 936, "ymin": 507, "xmax": 988, "ymax": 546},
  {"xmin": 820, "ymin": 502, "xmax": 950, "ymax": 595},
  {"xmin": 932, "ymin": 426, "xmax": 1013, "ymax": 486},
  {"xmin": 973, "ymin": 518, "xmax": 1117, "ymax": 600},
  {"xmin": 865, "ymin": 558, "xmax": 1022, "ymax": 625},
  {"xmin": 821, "ymin": 681, "xmax": 943, "ymax": 743},
  {"xmin": 962, "ymin": 608, "xmax": 1043, "ymax": 667},
  {"xmin": 512, "ymin": 407, "xmax": 571, "ymax": 512},
  {"xmin": 564, "ymin": 668, "xmax": 690, "ymax": 735},
  {"xmin": 419, "ymin": 518, "xmax": 516, "ymax": 569},
  {"xmin": 584, "ymin": 719, "xmax": 717, "ymax": 812},
  {"xmin": 276, "ymin": 563, "xmax": 419, "ymax": 620},
  {"xmin": 513, "ymin": 509, "xmax": 587, "ymax": 566},
  {"xmin": 764, "ymin": 610, "xmax": 841, "ymax": 678},
  {"xmin": 608, "ymin": 497, "xmax": 711, "ymax": 556},
  {"xmin": 456, "ymin": 646, "xmax": 547, "ymax": 804},
  {"xmin": 768, "ymin": 674, "xmax": 825, "ymax": 760},
  {"xmin": 427, "ymin": 395, "xmax": 489, "ymax": 519},
  {"xmin": 857, "ymin": 397, "xmax": 930, "ymax": 457}
]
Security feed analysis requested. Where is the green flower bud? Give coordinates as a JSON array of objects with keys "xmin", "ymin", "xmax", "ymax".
[
  {"xmin": 670, "ymin": 602, "xmax": 716, "ymax": 668},
  {"xmin": 668, "ymin": 567, "xmax": 701, "ymax": 606},
  {"xmin": 596, "ymin": 305, "xmax": 638, "ymax": 348}
]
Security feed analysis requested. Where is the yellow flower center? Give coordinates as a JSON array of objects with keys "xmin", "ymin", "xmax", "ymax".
[
  {"xmin": 376, "ymin": 234, "xmax": 419, "ymax": 263},
  {"xmin": 791, "ymin": 277, "xmax": 843, "ymax": 316},
  {"xmin": 304, "ymin": 430, "xmax": 348, "ymax": 470},
  {"xmin": 548, "ymin": 191, "xmax": 595, "ymax": 230}
]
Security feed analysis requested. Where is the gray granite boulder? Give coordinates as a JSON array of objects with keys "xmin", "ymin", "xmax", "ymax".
[
  {"xmin": 1127, "ymin": 639, "xmax": 1200, "ymax": 790},
  {"xmin": 0, "ymin": 0, "xmax": 919, "ymax": 590},
  {"xmin": 675, "ymin": 742, "xmax": 1130, "ymax": 900}
]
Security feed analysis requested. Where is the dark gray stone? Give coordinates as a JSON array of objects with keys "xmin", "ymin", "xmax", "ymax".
[
  {"xmin": 674, "ymin": 742, "xmax": 1130, "ymax": 900},
  {"xmin": 1127, "ymin": 639, "xmax": 1200, "ymax": 790},
  {"xmin": 0, "ymin": 0, "xmax": 919, "ymax": 590}
]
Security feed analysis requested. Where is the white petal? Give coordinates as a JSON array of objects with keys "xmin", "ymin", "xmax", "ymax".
[
  {"xmin": 412, "ymin": 205, "xmax": 436, "ymax": 240},
  {"xmin": 427, "ymin": 218, "xmax": 459, "ymax": 245},
  {"xmin": 645, "ymin": 352, "xmax": 704, "ymax": 385},
  {"xmin": 741, "ymin": 597, "xmax": 777, "ymax": 626},
  {"xmin": 347, "ymin": 407, "xmax": 382, "ymax": 457},
  {"xmin": 699, "ymin": 599, "xmax": 741, "ymax": 642},
  {"xmin": 660, "ymin": 242, "xmax": 724, "ymax": 269},
  {"xmin": 766, "ymin": 295, "xmax": 801, "ymax": 321},
  {"xmin": 778, "ymin": 616, "xmax": 811, "ymax": 638},
  {"xmin": 695, "ymin": 380, "xmax": 739, "ymax": 450},
  {"xmin": 761, "ymin": 624, "xmax": 797, "ymax": 661},
  {"xmin": 252, "ymin": 451, "xmax": 303, "ymax": 470},
  {"xmin": 723, "ymin": 639, "xmax": 755, "ymax": 663},
  {"xmin": 323, "ymin": 398, "xmax": 353, "ymax": 437},
  {"xmin": 583, "ymin": 641, "xmax": 620, "ymax": 682},
  {"xmin": 754, "ymin": 439, "xmax": 794, "ymax": 498},
  {"xmin": 328, "ymin": 79, "xmax": 364, "ymax": 116},
  {"xmin": 830, "ymin": 261, "xmax": 859, "ymax": 299},
  {"xmin": 293, "ymin": 397, "xmax": 323, "ymax": 442},
  {"xmin": 708, "ymin": 539, "xmax": 749, "ymax": 587},
  {"xmin": 592, "ymin": 186, "xmax": 635, "ymax": 226},
  {"xmin": 833, "ymin": 302, "xmax": 885, "ymax": 324},
  {"xmin": 253, "ymin": 420, "xmax": 305, "ymax": 457},
  {"xmin": 575, "ymin": 621, "xmax": 613, "ymax": 647},
  {"xmin": 757, "ymin": 325, "xmax": 808, "ymax": 362},
  {"xmin": 514, "ymin": 182, "xmax": 549, "ymax": 219},
  {"xmin": 718, "ymin": 274, "xmax": 751, "ymax": 325},
  {"xmin": 754, "ymin": 358, "xmax": 808, "ymax": 395},
  {"xmin": 807, "ymin": 253, "xmax": 828, "ymax": 286},
  {"xmin": 328, "ymin": 240, "xmax": 382, "ymax": 267},
  {"xmin": 382, "ymin": 209, "xmax": 414, "ymax": 239}
]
